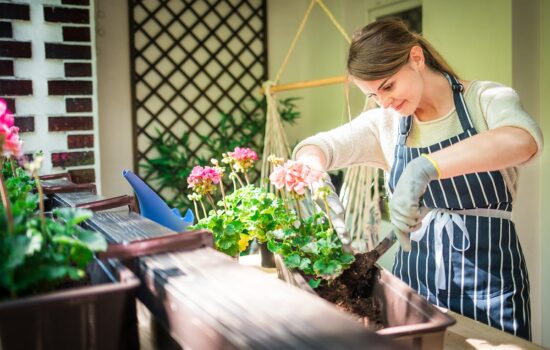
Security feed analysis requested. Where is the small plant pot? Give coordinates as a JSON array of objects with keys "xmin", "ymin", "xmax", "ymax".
[
  {"xmin": 258, "ymin": 241, "xmax": 276, "ymax": 268},
  {"xmin": 0, "ymin": 259, "xmax": 140, "ymax": 350}
]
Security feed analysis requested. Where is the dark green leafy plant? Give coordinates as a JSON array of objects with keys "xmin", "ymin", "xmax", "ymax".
[
  {"xmin": 192, "ymin": 185, "xmax": 292, "ymax": 257},
  {"xmin": 186, "ymin": 151, "xmax": 354, "ymax": 288},
  {"xmin": 0, "ymin": 156, "xmax": 107, "ymax": 300},
  {"xmin": 267, "ymin": 211, "xmax": 355, "ymax": 289}
]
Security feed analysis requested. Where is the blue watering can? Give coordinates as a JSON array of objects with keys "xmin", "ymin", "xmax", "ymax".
[{"xmin": 122, "ymin": 170, "xmax": 194, "ymax": 232}]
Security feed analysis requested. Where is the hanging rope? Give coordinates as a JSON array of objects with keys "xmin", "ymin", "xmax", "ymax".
[
  {"xmin": 315, "ymin": 0, "xmax": 351, "ymax": 44},
  {"xmin": 260, "ymin": 81, "xmax": 292, "ymax": 186},
  {"xmin": 261, "ymin": 0, "xmax": 382, "ymax": 249},
  {"xmin": 273, "ymin": 0, "xmax": 317, "ymax": 84},
  {"xmin": 271, "ymin": 0, "xmax": 351, "ymax": 88},
  {"xmin": 340, "ymin": 165, "xmax": 382, "ymax": 252}
]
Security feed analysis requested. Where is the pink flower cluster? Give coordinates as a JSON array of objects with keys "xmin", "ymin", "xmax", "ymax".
[
  {"xmin": 187, "ymin": 165, "xmax": 222, "ymax": 195},
  {"xmin": 0, "ymin": 99, "xmax": 23, "ymax": 157},
  {"xmin": 227, "ymin": 147, "xmax": 258, "ymax": 171},
  {"xmin": 269, "ymin": 160, "xmax": 323, "ymax": 195}
]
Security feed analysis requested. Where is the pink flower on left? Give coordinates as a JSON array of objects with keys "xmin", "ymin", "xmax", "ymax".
[
  {"xmin": 0, "ymin": 99, "xmax": 23, "ymax": 158},
  {"xmin": 187, "ymin": 165, "xmax": 222, "ymax": 195}
]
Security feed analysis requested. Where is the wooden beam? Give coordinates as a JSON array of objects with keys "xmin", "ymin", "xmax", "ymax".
[{"xmin": 262, "ymin": 75, "xmax": 347, "ymax": 95}]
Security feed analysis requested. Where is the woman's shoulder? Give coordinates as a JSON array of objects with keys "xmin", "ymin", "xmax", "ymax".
[
  {"xmin": 465, "ymin": 80, "xmax": 521, "ymax": 111},
  {"xmin": 466, "ymin": 80, "xmax": 517, "ymax": 99}
]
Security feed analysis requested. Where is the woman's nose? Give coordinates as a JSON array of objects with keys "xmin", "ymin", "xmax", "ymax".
[{"xmin": 380, "ymin": 96, "xmax": 393, "ymax": 109}]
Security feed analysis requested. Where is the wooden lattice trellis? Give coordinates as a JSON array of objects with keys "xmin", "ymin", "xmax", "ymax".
[{"xmin": 128, "ymin": 0, "xmax": 268, "ymax": 204}]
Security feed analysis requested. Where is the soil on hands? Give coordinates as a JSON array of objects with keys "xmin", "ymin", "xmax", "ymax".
[{"xmin": 314, "ymin": 251, "xmax": 384, "ymax": 331}]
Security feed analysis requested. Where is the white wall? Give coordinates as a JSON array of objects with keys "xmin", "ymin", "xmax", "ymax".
[
  {"xmin": 539, "ymin": 0, "xmax": 550, "ymax": 347},
  {"xmin": 511, "ymin": 0, "xmax": 542, "ymax": 344},
  {"xmin": 95, "ymin": 0, "xmax": 134, "ymax": 197}
]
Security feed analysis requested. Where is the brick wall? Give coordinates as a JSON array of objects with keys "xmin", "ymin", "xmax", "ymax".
[{"xmin": 0, "ymin": 0, "xmax": 99, "ymax": 186}]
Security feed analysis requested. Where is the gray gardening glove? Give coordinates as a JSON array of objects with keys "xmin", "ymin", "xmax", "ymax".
[
  {"xmin": 312, "ymin": 176, "xmax": 353, "ymax": 253},
  {"xmin": 390, "ymin": 155, "xmax": 439, "ymax": 235}
]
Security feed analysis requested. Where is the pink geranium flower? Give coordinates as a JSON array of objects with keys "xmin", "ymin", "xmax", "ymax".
[
  {"xmin": 227, "ymin": 147, "xmax": 258, "ymax": 172},
  {"xmin": 269, "ymin": 160, "xmax": 323, "ymax": 196},
  {"xmin": 269, "ymin": 165, "xmax": 287, "ymax": 190},
  {"xmin": 187, "ymin": 165, "xmax": 222, "ymax": 195},
  {"xmin": 0, "ymin": 99, "xmax": 22, "ymax": 157},
  {"xmin": 3, "ymin": 126, "xmax": 23, "ymax": 157}
]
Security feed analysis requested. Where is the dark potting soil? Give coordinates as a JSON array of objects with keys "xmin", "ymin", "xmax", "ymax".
[{"xmin": 314, "ymin": 251, "xmax": 384, "ymax": 331}]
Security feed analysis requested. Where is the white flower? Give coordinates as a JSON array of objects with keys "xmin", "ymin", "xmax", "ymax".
[
  {"xmin": 24, "ymin": 155, "xmax": 44, "ymax": 174},
  {"xmin": 300, "ymin": 242, "xmax": 318, "ymax": 254},
  {"xmin": 271, "ymin": 229, "xmax": 285, "ymax": 240}
]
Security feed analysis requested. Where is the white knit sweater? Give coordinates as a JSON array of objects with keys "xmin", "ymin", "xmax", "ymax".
[{"xmin": 293, "ymin": 80, "xmax": 544, "ymax": 201}]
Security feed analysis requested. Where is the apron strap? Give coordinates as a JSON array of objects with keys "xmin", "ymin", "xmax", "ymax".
[
  {"xmin": 397, "ymin": 115, "xmax": 412, "ymax": 145},
  {"xmin": 443, "ymin": 73, "xmax": 477, "ymax": 134}
]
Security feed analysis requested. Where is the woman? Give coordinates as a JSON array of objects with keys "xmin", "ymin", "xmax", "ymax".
[{"xmin": 293, "ymin": 18, "xmax": 542, "ymax": 340}]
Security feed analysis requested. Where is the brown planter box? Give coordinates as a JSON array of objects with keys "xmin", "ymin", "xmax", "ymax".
[
  {"xmin": 274, "ymin": 255, "xmax": 455, "ymax": 350},
  {"xmin": 0, "ymin": 260, "xmax": 140, "ymax": 350}
]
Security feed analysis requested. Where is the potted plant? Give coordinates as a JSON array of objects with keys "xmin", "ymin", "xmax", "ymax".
[
  {"xmin": 266, "ymin": 157, "xmax": 456, "ymax": 349},
  {"xmin": 187, "ymin": 147, "xmax": 290, "ymax": 267},
  {"xmin": 0, "ymin": 99, "xmax": 140, "ymax": 350}
]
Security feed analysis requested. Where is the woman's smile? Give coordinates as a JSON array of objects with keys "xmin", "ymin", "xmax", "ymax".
[{"xmin": 393, "ymin": 100, "xmax": 406, "ymax": 112}]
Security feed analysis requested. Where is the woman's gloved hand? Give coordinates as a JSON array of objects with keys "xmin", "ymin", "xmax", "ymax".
[
  {"xmin": 312, "ymin": 176, "xmax": 353, "ymax": 253},
  {"xmin": 390, "ymin": 154, "xmax": 440, "ymax": 234}
]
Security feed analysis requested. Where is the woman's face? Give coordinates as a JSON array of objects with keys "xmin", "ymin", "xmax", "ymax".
[{"xmin": 351, "ymin": 48, "xmax": 424, "ymax": 116}]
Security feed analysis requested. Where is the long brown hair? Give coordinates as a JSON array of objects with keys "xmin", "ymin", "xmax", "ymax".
[{"xmin": 347, "ymin": 18, "xmax": 458, "ymax": 80}]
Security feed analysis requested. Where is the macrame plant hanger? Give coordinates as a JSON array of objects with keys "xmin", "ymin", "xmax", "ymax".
[{"xmin": 261, "ymin": 0, "xmax": 382, "ymax": 252}]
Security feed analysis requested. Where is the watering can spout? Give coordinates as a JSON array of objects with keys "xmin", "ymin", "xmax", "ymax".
[{"xmin": 122, "ymin": 170, "xmax": 194, "ymax": 232}]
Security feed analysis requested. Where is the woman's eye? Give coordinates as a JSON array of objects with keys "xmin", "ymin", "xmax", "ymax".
[{"xmin": 383, "ymin": 83, "xmax": 393, "ymax": 91}]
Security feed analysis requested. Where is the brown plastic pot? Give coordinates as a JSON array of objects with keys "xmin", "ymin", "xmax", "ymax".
[
  {"xmin": 0, "ymin": 259, "xmax": 140, "ymax": 350},
  {"xmin": 258, "ymin": 241, "xmax": 276, "ymax": 268},
  {"xmin": 274, "ymin": 255, "xmax": 455, "ymax": 350}
]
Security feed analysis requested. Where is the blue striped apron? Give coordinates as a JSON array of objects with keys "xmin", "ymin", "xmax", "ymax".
[{"xmin": 388, "ymin": 74, "xmax": 531, "ymax": 340}]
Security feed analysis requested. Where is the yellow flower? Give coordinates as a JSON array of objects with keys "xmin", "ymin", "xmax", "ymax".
[{"xmin": 238, "ymin": 234, "xmax": 251, "ymax": 252}]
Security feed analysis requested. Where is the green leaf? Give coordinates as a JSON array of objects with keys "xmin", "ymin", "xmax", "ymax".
[
  {"xmin": 284, "ymin": 254, "xmax": 301, "ymax": 268},
  {"xmin": 308, "ymin": 278, "xmax": 321, "ymax": 289},
  {"xmin": 313, "ymin": 259, "xmax": 327, "ymax": 274},
  {"xmin": 75, "ymin": 229, "xmax": 107, "ymax": 252},
  {"xmin": 340, "ymin": 253, "xmax": 355, "ymax": 265},
  {"xmin": 298, "ymin": 257, "xmax": 311, "ymax": 270},
  {"xmin": 4, "ymin": 236, "xmax": 31, "ymax": 269},
  {"xmin": 53, "ymin": 207, "xmax": 93, "ymax": 226},
  {"xmin": 26, "ymin": 232, "xmax": 43, "ymax": 255}
]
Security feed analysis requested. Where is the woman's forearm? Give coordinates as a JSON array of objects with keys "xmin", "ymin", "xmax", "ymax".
[{"xmin": 431, "ymin": 126, "xmax": 538, "ymax": 179}]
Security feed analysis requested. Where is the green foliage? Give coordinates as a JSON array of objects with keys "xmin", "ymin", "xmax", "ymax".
[
  {"xmin": 191, "ymin": 185, "xmax": 292, "ymax": 256},
  {"xmin": 0, "ymin": 166, "xmax": 107, "ymax": 299},
  {"xmin": 140, "ymin": 96, "xmax": 301, "ymax": 213},
  {"xmin": 266, "ymin": 211, "xmax": 355, "ymax": 288},
  {"xmin": 140, "ymin": 131, "xmax": 201, "ymax": 211},
  {"xmin": 200, "ymin": 97, "xmax": 301, "ymax": 161}
]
